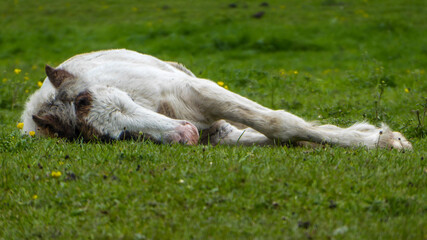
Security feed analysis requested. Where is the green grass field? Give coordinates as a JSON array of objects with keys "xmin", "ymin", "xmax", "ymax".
[{"xmin": 1, "ymin": 0, "xmax": 426, "ymax": 239}]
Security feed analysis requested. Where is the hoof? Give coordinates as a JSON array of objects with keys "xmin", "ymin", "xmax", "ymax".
[
  {"xmin": 390, "ymin": 131, "xmax": 412, "ymax": 150},
  {"xmin": 165, "ymin": 121, "xmax": 199, "ymax": 145}
]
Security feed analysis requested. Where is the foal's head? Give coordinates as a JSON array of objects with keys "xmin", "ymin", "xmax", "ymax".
[{"xmin": 32, "ymin": 66, "xmax": 96, "ymax": 140}]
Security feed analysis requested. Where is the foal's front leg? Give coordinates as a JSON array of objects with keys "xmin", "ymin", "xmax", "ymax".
[
  {"xmin": 200, "ymin": 120, "xmax": 275, "ymax": 146},
  {"xmin": 81, "ymin": 86, "xmax": 199, "ymax": 144},
  {"xmin": 188, "ymin": 78, "xmax": 412, "ymax": 149}
]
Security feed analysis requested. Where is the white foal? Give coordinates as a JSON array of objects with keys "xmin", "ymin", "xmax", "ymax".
[{"xmin": 21, "ymin": 49, "xmax": 412, "ymax": 150}]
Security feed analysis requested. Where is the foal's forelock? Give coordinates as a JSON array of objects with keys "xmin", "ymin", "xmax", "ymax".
[{"xmin": 33, "ymin": 99, "xmax": 79, "ymax": 139}]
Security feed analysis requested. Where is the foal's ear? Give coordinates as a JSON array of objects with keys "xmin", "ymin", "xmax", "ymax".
[{"xmin": 45, "ymin": 65, "xmax": 74, "ymax": 88}]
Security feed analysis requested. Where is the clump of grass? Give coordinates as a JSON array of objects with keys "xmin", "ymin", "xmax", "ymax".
[
  {"xmin": 374, "ymin": 76, "xmax": 387, "ymax": 121},
  {"xmin": 407, "ymin": 97, "xmax": 427, "ymax": 138}
]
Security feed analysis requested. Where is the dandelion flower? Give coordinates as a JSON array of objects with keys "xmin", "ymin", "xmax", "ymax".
[
  {"xmin": 29, "ymin": 131, "xmax": 35, "ymax": 137},
  {"xmin": 51, "ymin": 171, "xmax": 62, "ymax": 178},
  {"xmin": 224, "ymin": 85, "xmax": 229, "ymax": 89},
  {"xmin": 32, "ymin": 195, "xmax": 38, "ymax": 200},
  {"xmin": 17, "ymin": 122, "xmax": 24, "ymax": 129},
  {"xmin": 14, "ymin": 68, "xmax": 22, "ymax": 74},
  {"xmin": 404, "ymin": 88, "xmax": 410, "ymax": 93},
  {"xmin": 322, "ymin": 69, "xmax": 331, "ymax": 75},
  {"xmin": 24, "ymin": 76, "xmax": 30, "ymax": 81},
  {"xmin": 37, "ymin": 81, "xmax": 43, "ymax": 87},
  {"xmin": 217, "ymin": 81, "xmax": 224, "ymax": 86},
  {"xmin": 293, "ymin": 70, "xmax": 298, "ymax": 75}
]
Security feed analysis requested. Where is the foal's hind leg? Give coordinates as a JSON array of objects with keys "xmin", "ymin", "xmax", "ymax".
[
  {"xmin": 188, "ymin": 78, "xmax": 412, "ymax": 149},
  {"xmin": 189, "ymin": 79, "xmax": 321, "ymax": 143}
]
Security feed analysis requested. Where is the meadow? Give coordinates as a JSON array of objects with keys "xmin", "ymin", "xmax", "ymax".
[{"xmin": 0, "ymin": 0, "xmax": 426, "ymax": 239}]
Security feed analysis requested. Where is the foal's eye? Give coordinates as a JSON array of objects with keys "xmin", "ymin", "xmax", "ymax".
[
  {"xmin": 76, "ymin": 97, "xmax": 90, "ymax": 107},
  {"xmin": 74, "ymin": 91, "xmax": 93, "ymax": 117},
  {"xmin": 75, "ymin": 91, "xmax": 92, "ymax": 108}
]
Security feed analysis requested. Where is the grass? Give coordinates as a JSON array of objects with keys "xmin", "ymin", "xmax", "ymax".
[{"xmin": 0, "ymin": 0, "xmax": 426, "ymax": 239}]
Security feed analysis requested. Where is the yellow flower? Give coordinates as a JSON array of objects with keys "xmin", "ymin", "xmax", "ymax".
[
  {"xmin": 322, "ymin": 69, "xmax": 331, "ymax": 75},
  {"xmin": 224, "ymin": 85, "xmax": 229, "ymax": 89},
  {"xmin": 32, "ymin": 195, "xmax": 38, "ymax": 200},
  {"xmin": 355, "ymin": 9, "xmax": 369, "ymax": 18},
  {"xmin": 24, "ymin": 76, "xmax": 30, "ymax": 81},
  {"xmin": 14, "ymin": 68, "xmax": 22, "ymax": 74},
  {"xmin": 37, "ymin": 81, "xmax": 43, "ymax": 87},
  {"xmin": 51, "ymin": 171, "xmax": 62, "ymax": 178},
  {"xmin": 293, "ymin": 70, "xmax": 298, "ymax": 75},
  {"xmin": 59, "ymin": 161, "xmax": 64, "ymax": 165},
  {"xmin": 17, "ymin": 122, "xmax": 24, "ymax": 129},
  {"xmin": 29, "ymin": 131, "xmax": 35, "ymax": 137},
  {"xmin": 217, "ymin": 81, "xmax": 224, "ymax": 86},
  {"xmin": 2, "ymin": 78, "xmax": 7, "ymax": 83},
  {"xmin": 404, "ymin": 88, "xmax": 410, "ymax": 93},
  {"xmin": 25, "ymin": 89, "xmax": 29, "ymax": 93},
  {"xmin": 279, "ymin": 69, "xmax": 286, "ymax": 76}
]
